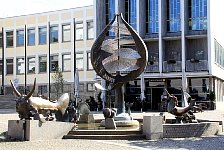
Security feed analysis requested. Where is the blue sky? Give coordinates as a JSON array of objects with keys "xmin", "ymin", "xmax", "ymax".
[{"xmin": 0, "ymin": 0, "xmax": 93, "ymax": 18}]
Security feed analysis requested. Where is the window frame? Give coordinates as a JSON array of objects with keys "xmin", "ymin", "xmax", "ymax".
[
  {"xmin": 50, "ymin": 25, "xmax": 58, "ymax": 43},
  {"xmin": 87, "ymin": 20, "xmax": 94, "ymax": 40},
  {"xmin": 75, "ymin": 22, "xmax": 84, "ymax": 41},
  {"xmin": 39, "ymin": 55, "xmax": 47, "ymax": 73},
  {"xmin": 6, "ymin": 58, "xmax": 13, "ymax": 75},
  {"xmin": 6, "ymin": 30, "xmax": 13, "ymax": 48},
  {"xmin": 27, "ymin": 56, "xmax": 36, "ymax": 74},
  {"xmin": 50, "ymin": 55, "xmax": 59, "ymax": 72},
  {"xmin": 76, "ymin": 53, "xmax": 84, "ymax": 70},
  {"xmin": 62, "ymin": 24, "xmax": 71, "ymax": 42},
  {"xmin": 16, "ymin": 29, "xmax": 24, "ymax": 47},
  {"xmin": 62, "ymin": 53, "xmax": 71, "ymax": 72},
  {"xmin": 87, "ymin": 52, "xmax": 93, "ymax": 70},
  {"xmin": 16, "ymin": 57, "xmax": 25, "ymax": 75},
  {"xmin": 38, "ymin": 26, "xmax": 47, "ymax": 45},
  {"xmin": 27, "ymin": 28, "xmax": 35, "ymax": 46}
]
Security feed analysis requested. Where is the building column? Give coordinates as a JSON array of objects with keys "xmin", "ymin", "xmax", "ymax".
[{"xmin": 181, "ymin": 0, "xmax": 188, "ymax": 107}]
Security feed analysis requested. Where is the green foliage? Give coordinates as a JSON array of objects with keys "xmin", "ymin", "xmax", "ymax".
[{"xmin": 52, "ymin": 67, "xmax": 65, "ymax": 99}]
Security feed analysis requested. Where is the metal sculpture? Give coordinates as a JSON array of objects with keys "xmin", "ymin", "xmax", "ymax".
[
  {"xmin": 10, "ymin": 78, "xmax": 69, "ymax": 121},
  {"xmin": 165, "ymin": 89, "xmax": 199, "ymax": 123},
  {"xmin": 91, "ymin": 13, "xmax": 147, "ymax": 116}
]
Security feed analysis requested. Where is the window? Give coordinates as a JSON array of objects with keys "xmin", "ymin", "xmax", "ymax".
[
  {"xmin": 75, "ymin": 22, "xmax": 83, "ymax": 40},
  {"xmin": 189, "ymin": 0, "xmax": 207, "ymax": 30},
  {"xmin": 6, "ymin": 59, "xmax": 13, "ymax": 74},
  {"xmin": 76, "ymin": 53, "xmax": 84, "ymax": 70},
  {"xmin": 62, "ymin": 54, "xmax": 71, "ymax": 71},
  {"xmin": 16, "ymin": 58, "xmax": 25, "ymax": 74},
  {"xmin": 0, "ymin": 32, "xmax": 2, "ymax": 48},
  {"xmin": 167, "ymin": 0, "xmax": 181, "ymax": 32},
  {"xmin": 146, "ymin": 0, "xmax": 159, "ymax": 33},
  {"xmin": 0, "ymin": 60, "xmax": 2, "ymax": 75},
  {"xmin": 39, "ymin": 27, "xmax": 47, "ymax": 44},
  {"xmin": 50, "ymin": 55, "xmax": 58, "ymax": 72},
  {"xmin": 125, "ymin": 0, "xmax": 137, "ymax": 30},
  {"xmin": 50, "ymin": 25, "xmax": 58, "ymax": 43},
  {"xmin": 16, "ymin": 29, "xmax": 24, "ymax": 46},
  {"xmin": 87, "ymin": 21, "xmax": 94, "ymax": 39},
  {"xmin": 87, "ymin": 52, "xmax": 93, "ymax": 70},
  {"xmin": 62, "ymin": 24, "xmax": 71, "ymax": 42},
  {"xmin": 38, "ymin": 85, "xmax": 48, "ymax": 95},
  {"xmin": 106, "ymin": 0, "xmax": 115, "ymax": 36},
  {"xmin": 28, "ymin": 57, "xmax": 35, "ymax": 73},
  {"xmin": 87, "ymin": 83, "xmax": 95, "ymax": 91},
  {"xmin": 28, "ymin": 28, "xmax": 35, "ymax": 46},
  {"xmin": 39, "ymin": 56, "xmax": 47, "ymax": 73},
  {"xmin": 6, "ymin": 31, "xmax": 13, "ymax": 47}
]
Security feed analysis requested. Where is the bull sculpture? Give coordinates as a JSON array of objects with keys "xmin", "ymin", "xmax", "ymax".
[{"xmin": 10, "ymin": 78, "xmax": 69, "ymax": 121}]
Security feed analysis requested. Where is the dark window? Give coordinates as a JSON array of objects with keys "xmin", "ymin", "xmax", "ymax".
[
  {"xmin": 0, "ymin": 32, "xmax": 2, "ymax": 48},
  {"xmin": 50, "ymin": 55, "xmax": 58, "ymax": 72},
  {"xmin": 6, "ymin": 59, "xmax": 13, "ymax": 74},
  {"xmin": 39, "ymin": 56, "xmax": 47, "ymax": 73},
  {"xmin": 6, "ymin": 31, "xmax": 13, "ymax": 47}
]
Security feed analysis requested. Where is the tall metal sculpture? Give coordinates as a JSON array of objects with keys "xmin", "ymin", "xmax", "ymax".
[{"xmin": 91, "ymin": 14, "xmax": 147, "ymax": 120}]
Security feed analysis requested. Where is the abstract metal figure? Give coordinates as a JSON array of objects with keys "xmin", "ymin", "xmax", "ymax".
[
  {"xmin": 91, "ymin": 13, "xmax": 147, "ymax": 116},
  {"xmin": 165, "ymin": 89, "xmax": 198, "ymax": 123},
  {"xmin": 10, "ymin": 78, "xmax": 69, "ymax": 121}
]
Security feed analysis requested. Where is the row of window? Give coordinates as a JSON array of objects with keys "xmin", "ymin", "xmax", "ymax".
[
  {"xmin": 0, "ymin": 20, "xmax": 94, "ymax": 48},
  {"xmin": 106, "ymin": 0, "xmax": 207, "ymax": 34},
  {"xmin": 0, "ymin": 52, "xmax": 93, "ymax": 75}
]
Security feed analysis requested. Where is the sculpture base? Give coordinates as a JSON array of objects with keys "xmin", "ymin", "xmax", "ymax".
[
  {"xmin": 8, "ymin": 120, "xmax": 74, "ymax": 141},
  {"xmin": 105, "ymin": 118, "xmax": 116, "ymax": 129},
  {"xmin": 114, "ymin": 113, "xmax": 133, "ymax": 121},
  {"xmin": 78, "ymin": 114, "xmax": 95, "ymax": 123}
]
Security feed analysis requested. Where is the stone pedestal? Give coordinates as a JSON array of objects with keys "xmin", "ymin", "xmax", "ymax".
[
  {"xmin": 79, "ymin": 114, "xmax": 95, "ymax": 123},
  {"xmin": 105, "ymin": 118, "xmax": 116, "ymax": 129},
  {"xmin": 8, "ymin": 120, "xmax": 74, "ymax": 141},
  {"xmin": 143, "ymin": 115, "xmax": 163, "ymax": 140}
]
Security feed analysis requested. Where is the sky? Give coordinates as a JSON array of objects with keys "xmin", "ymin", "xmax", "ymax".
[{"xmin": 0, "ymin": 0, "xmax": 93, "ymax": 18}]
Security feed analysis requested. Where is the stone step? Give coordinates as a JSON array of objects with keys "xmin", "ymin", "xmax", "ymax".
[
  {"xmin": 63, "ymin": 134, "xmax": 146, "ymax": 140},
  {"xmin": 68, "ymin": 130, "xmax": 142, "ymax": 135}
]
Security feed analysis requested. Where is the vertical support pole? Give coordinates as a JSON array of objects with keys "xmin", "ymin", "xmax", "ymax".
[
  {"xmin": 48, "ymin": 22, "xmax": 51, "ymax": 100},
  {"xmin": 24, "ymin": 25, "xmax": 27, "ymax": 94}
]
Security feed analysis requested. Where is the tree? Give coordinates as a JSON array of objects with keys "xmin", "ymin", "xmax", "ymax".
[{"xmin": 52, "ymin": 67, "xmax": 65, "ymax": 99}]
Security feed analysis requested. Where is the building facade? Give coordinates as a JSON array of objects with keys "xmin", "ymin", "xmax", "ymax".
[
  {"xmin": 94, "ymin": 0, "xmax": 224, "ymax": 110},
  {"xmin": 0, "ymin": 6, "xmax": 96, "ymax": 101}
]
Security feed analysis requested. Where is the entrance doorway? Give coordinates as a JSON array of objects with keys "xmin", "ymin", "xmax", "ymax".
[{"xmin": 151, "ymin": 88, "xmax": 164, "ymax": 110}]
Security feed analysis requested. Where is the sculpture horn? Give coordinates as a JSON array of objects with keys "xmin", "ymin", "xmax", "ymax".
[
  {"xmin": 25, "ymin": 78, "xmax": 36, "ymax": 99},
  {"xmin": 10, "ymin": 80, "xmax": 21, "ymax": 97}
]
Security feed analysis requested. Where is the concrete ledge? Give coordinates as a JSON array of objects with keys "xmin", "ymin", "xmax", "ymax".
[
  {"xmin": 163, "ymin": 122, "xmax": 219, "ymax": 138},
  {"xmin": 8, "ymin": 120, "xmax": 74, "ymax": 141}
]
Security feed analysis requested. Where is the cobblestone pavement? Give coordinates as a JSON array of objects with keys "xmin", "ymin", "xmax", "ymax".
[{"xmin": 0, "ymin": 110, "xmax": 224, "ymax": 150}]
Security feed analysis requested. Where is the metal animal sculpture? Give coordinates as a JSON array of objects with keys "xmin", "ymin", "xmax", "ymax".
[
  {"xmin": 10, "ymin": 78, "xmax": 69, "ymax": 121},
  {"xmin": 165, "ymin": 89, "xmax": 198, "ymax": 123}
]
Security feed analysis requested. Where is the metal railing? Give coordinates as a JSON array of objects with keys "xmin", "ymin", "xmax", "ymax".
[
  {"xmin": 186, "ymin": 60, "xmax": 208, "ymax": 72},
  {"xmin": 163, "ymin": 61, "xmax": 182, "ymax": 72}
]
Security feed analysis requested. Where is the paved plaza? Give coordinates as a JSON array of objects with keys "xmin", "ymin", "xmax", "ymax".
[{"xmin": 0, "ymin": 110, "xmax": 224, "ymax": 150}]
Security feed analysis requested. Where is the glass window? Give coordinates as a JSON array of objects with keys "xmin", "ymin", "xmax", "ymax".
[
  {"xmin": 87, "ymin": 52, "xmax": 93, "ymax": 70},
  {"xmin": 0, "ymin": 32, "xmax": 2, "ymax": 48},
  {"xmin": 76, "ymin": 53, "xmax": 84, "ymax": 70},
  {"xmin": 6, "ymin": 59, "xmax": 13, "ymax": 74},
  {"xmin": 28, "ymin": 57, "xmax": 35, "ymax": 74},
  {"xmin": 28, "ymin": 28, "xmax": 35, "ymax": 46},
  {"xmin": 39, "ymin": 56, "xmax": 47, "ymax": 73},
  {"xmin": 38, "ymin": 85, "xmax": 48, "ymax": 95},
  {"xmin": 50, "ymin": 25, "xmax": 58, "ymax": 43},
  {"xmin": 0, "ymin": 60, "xmax": 2, "ymax": 75},
  {"xmin": 62, "ymin": 54, "xmax": 71, "ymax": 71},
  {"xmin": 50, "ymin": 55, "xmax": 58, "ymax": 72},
  {"xmin": 62, "ymin": 24, "xmax": 71, "ymax": 42},
  {"xmin": 16, "ymin": 58, "xmax": 25, "ymax": 74},
  {"xmin": 87, "ymin": 21, "xmax": 94, "ymax": 39},
  {"xmin": 75, "ymin": 22, "xmax": 83, "ymax": 40},
  {"xmin": 6, "ymin": 31, "xmax": 13, "ymax": 47},
  {"xmin": 106, "ymin": 0, "xmax": 115, "ymax": 36},
  {"xmin": 189, "ymin": 0, "xmax": 207, "ymax": 30},
  {"xmin": 16, "ymin": 29, "xmax": 24, "ymax": 46},
  {"xmin": 129, "ymin": 0, "xmax": 137, "ymax": 30},
  {"xmin": 167, "ymin": 0, "xmax": 181, "ymax": 32},
  {"xmin": 146, "ymin": 0, "xmax": 159, "ymax": 33},
  {"xmin": 38, "ymin": 27, "xmax": 47, "ymax": 44}
]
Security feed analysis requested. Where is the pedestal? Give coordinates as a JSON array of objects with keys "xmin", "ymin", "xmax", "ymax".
[
  {"xmin": 79, "ymin": 114, "xmax": 95, "ymax": 123},
  {"xmin": 143, "ymin": 115, "xmax": 163, "ymax": 140}
]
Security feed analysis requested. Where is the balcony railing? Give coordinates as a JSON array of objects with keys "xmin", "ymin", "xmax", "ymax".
[
  {"xmin": 145, "ymin": 62, "xmax": 159, "ymax": 73},
  {"xmin": 186, "ymin": 60, "xmax": 208, "ymax": 72},
  {"xmin": 163, "ymin": 61, "xmax": 182, "ymax": 72}
]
